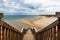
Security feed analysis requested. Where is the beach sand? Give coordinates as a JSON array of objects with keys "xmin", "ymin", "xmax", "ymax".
[{"xmin": 20, "ymin": 16, "xmax": 57, "ymax": 30}]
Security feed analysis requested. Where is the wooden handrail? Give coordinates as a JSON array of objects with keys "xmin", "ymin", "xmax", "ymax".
[
  {"xmin": 38, "ymin": 19, "xmax": 59, "ymax": 32},
  {"xmin": 0, "ymin": 13, "xmax": 23, "ymax": 40},
  {"xmin": 37, "ymin": 12, "xmax": 60, "ymax": 40},
  {"xmin": 2, "ymin": 20, "xmax": 21, "ymax": 33},
  {"xmin": 0, "ymin": 13, "xmax": 21, "ymax": 33},
  {"xmin": 1, "ymin": 12, "xmax": 60, "ymax": 40}
]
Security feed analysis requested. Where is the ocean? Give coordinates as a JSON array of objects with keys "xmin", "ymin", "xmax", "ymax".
[
  {"xmin": 2, "ymin": 15, "xmax": 38, "ymax": 21},
  {"xmin": 2, "ymin": 15, "xmax": 39, "ymax": 30}
]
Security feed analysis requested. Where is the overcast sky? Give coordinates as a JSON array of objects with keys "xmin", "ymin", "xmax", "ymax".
[{"xmin": 0, "ymin": 0, "xmax": 60, "ymax": 15}]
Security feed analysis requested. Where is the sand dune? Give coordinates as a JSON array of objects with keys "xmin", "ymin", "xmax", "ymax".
[{"xmin": 20, "ymin": 16, "xmax": 57, "ymax": 30}]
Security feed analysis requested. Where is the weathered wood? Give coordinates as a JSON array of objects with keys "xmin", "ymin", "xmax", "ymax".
[
  {"xmin": 47, "ymin": 30, "xmax": 49, "ymax": 40},
  {"xmin": 56, "ymin": 12, "xmax": 60, "ymax": 17},
  {"xmin": 4, "ymin": 28, "xmax": 7, "ymax": 40},
  {"xmin": 56, "ymin": 12, "xmax": 60, "ymax": 40},
  {"xmin": 0, "ymin": 25, "xmax": 4, "ymax": 40},
  {"xmin": 1, "ymin": 12, "xmax": 60, "ymax": 40},
  {"xmin": 58, "ymin": 24, "xmax": 60, "ymax": 40},
  {"xmin": 0, "ymin": 26, "xmax": 2, "ymax": 40},
  {"xmin": 6, "ymin": 29, "xmax": 10, "ymax": 40},
  {"xmin": 0, "ymin": 13, "xmax": 3, "ymax": 19},
  {"xmin": 0, "ymin": 13, "xmax": 22, "ymax": 40},
  {"xmin": 0, "ymin": 20, "xmax": 3, "ymax": 25},
  {"xmin": 2, "ymin": 21, "xmax": 21, "ymax": 33},
  {"xmin": 39, "ymin": 32, "xmax": 43, "ymax": 40},
  {"xmin": 54, "ymin": 27, "xmax": 56, "ymax": 40}
]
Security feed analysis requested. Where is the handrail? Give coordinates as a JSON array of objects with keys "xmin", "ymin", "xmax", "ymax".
[
  {"xmin": 0, "ymin": 13, "xmax": 23, "ymax": 40},
  {"xmin": 38, "ymin": 19, "xmax": 59, "ymax": 32},
  {"xmin": 2, "ymin": 20, "xmax": 21, "ymax": 33},
  {"xmin": 37, "ymin": 12, "xmax": 60, "ymax": 40},
  {"xmin": 0, "ymin": 12, "xmax": 60, "ymax": 40}
]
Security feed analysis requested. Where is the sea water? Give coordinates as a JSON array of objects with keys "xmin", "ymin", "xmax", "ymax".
[
  {"xmin": 2, "ymin": 15, "xmax": 38, "ymax": 30},
  {"xmin": 2, "ymin": 15, "xmax": 38, "ymax": 21}
]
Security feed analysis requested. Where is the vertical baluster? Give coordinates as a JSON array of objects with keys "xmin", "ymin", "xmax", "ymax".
[
  {"xmin": 6, "ymin": 29, "xmax": 9, "ymax": 40},
  {"xmin": 38, "ymin": 32, "xmax": 39, "ymax": 40},
  {"xmin": 14, "ymin": 32, "xmax": 16, "ymax": 40},
  {"xmin": 39, "ymin": 33, "xmax": 41, "ymax": 40},
  {"xmin": 6, "ymin": 28, "xmax": 7, "ymax": 40},
  {"xmin": 17, "ymin": 33, "xmax": 19, "ymax": 40},
  {"xmin": 4, "ymin": 28, "xmax": 7, "ymax": 40},
  {"xmin": 37, "ymin": 32, "xmax": 41, "ymax": 40},
  {"xmin": 49, "ymin": 28, "xmax": 52, "ymax": 40},
  {"xmin": 47, "ymin": 30, "xmax": 49, "ymax": 40},
  {"xmin": 16, "ymin": 32, "xmax": 17, "ymax": 40},
  {"xmin": 11, "ymin": 30, "xmax": 13, "ymax": 40},
  {"xmin": 47, "ymin": 29, "xmax": 50, "ymax": 40},
  {"xmin": 41, "ymin": 32, "xmax": 43, "ymax": 40},
  {"xmin": 19, "ymin": 33, "xmax": 21, "ymax": 40},
  {"xmin": 13, "ymin": 32, "xmax": 15, "ymax": 40},
  {"xmin": 10, "ymin": 30, "xmax": 11, "ymax": 40},
  {"xmin": 19, "ymin": 34, "xmax": 23, "ymax": 40},
  {"xmin": 50, "ymin": 28, "xmax": 52, "ymax": 40},
  {"xmin": 44, "ymin": 30, "xmax": 48, "ymax": 40},
  {"xmin": 9, "ymin": 30, "xmax": 10, "ymax": 40},
  {"xmin": 0, "ymin": 26, "xmax": 4, "ymax": 40},
  {"xmin": 13, "ymin": 31, "xmax": 15, "ymax": 40},
  {"xmin": 0, "ymin": 25, "xmax": 1, "ymax": 40},
  {"xmin": 18, "ymin": 33, "xmax": 19, "ymax": 40},
  {"xmin": 18, "ymin": 34, "xmax": 20, "ymax": 40},
  {"xmin": 0, "ymin": 13, "xmax": 3, "ymax": 40},
  {"xmin": 54, "ymin": 27, "xmax": 56, "ymax": 40},
  {"xmin": 16, "ymin": 32, "xmax": 18, "ymax": 40},
  {"xmin": 46, "ymin": 30, "xmax": 48, "ymax": 40},
  {"xmin": 56, "ymin": 12, "xmax": 60, "ymax": 40},
  {"xmin": 15, "ymin": 32, "xmax": 16, "ymax": 40},
  {"xmin": 7, "ymin": 29, "xmax": 9, "ymax": 40},
  {"xmin": 57, "ymin": 25, "xmax": 60, "ymax": 40},
  {"xmin": 57, "ymin": 17, "xmax": 60, "ymax": 40},
  {"xmin": 52, "ymin": 28, "xmax": 54, "ymax": 40},
  {"xmin": 40, "ymin": 32, "xmax": 42, "ymax": 40},
  {"xmin": 56, "ymin": 26, "xmax": 58, "ymax": 40},
  {"xmin": 43, "ymin": 31, "xmax": 46, "ymax": 40},
  {"xmin": 12, "ymin": 31, "xmax": 14, "ymax": 40},
  {"xmin": 10, "ymin": 30, "xmax": 13, "ymax": 40}
]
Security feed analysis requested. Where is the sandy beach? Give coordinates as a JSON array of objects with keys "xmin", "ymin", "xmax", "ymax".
[{"xmin": 20, "ymin": 16, "xmax": 57, "ymax": 30}]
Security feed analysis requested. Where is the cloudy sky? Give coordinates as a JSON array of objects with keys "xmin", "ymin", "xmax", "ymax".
[{"xmin": 0, "ymin": 0, "xmax": 60, "ymax": 15}]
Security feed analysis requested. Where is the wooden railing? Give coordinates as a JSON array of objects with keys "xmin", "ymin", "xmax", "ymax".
[
  {"xmin": 37, "ymin": 12, "xmax": 60, "ymax": 40},
  {"xmin": 0, "ymin": 13, "xmax": 23, "ymax": 40},
  {"xmin": 0, "ymin": 12, "xmax": 60, "ymax": 40}
]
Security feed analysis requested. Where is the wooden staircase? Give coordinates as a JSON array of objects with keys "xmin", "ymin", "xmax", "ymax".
[
  {"xmin": 0, "ymin": 13, "xmax": 23, "ymax": 40},
  {"xmin": 0, "ymin": 12, "xmax": 60, "ymax": 40}
]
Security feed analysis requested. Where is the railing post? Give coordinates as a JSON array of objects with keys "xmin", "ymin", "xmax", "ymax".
[
  {"xmin": 0, "ymin": 13, "xmax": 3, "ymax": 19},
  {"xmin": 56, "ymin": 12, "xmax": 60, "ymax": 40},
  {"xmin": 0, "ymin": 13, "xmax": 3, "ymax": 40},
  {"xmin": 0, "ymin": 13, "xmax": 3, "ymax": 25}
]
